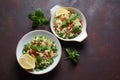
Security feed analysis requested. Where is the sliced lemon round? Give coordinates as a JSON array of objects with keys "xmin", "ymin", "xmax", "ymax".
[
  {"xmin": 55, "ymin": 8, "xmax": 70, "ymax": 17},
  {"xmin": 19, "ymin": 54, "xmax": 35, "ymax": 70}
]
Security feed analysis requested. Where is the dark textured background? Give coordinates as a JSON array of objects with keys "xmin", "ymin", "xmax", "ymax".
[{"xmin": 0, "ymin": 0, "xmax": 120, "ymax": 80}]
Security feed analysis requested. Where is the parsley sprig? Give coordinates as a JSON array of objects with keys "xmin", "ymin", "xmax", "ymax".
[
  {"xmin": 28, "ymin": 8, "xmax": 49, "ymax": 27},
  {"xmin": 65, "ymin": 48, "xmax": 79, "ymax": 64}
]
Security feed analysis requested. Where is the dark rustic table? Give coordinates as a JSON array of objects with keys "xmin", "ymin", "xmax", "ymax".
[{"xmin": 0, "ymin": 0, "xmax": 120, "ymax": 80}]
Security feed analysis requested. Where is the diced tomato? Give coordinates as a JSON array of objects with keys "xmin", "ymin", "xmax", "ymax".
[
  {"xmin": 66, "ymin": 23, "xmax": 74, "ymax": 35},
  {"xmin": 66, "ymin": 30, "xmax": 69, "ymax": 35},
  {"xmin": 69, "ymin": 23, "xmax": 74, "ymax": 29},
  {"xmin": 61, "ymin": 17, "xmax": 66, "ymax": 21},
  {"xmin": 43, "ymin": 51, "xmax": 51, "ymax": 58},
  {"xmin": 34, "ymin": 53, "xmax": 38, "ymax": 58},
  {"xmin": 32, "ymin": 50, "xmax": 35, "ymax": 53},
  {"xmin": 33, "ymin": 41, "xmax": 36, "ymax": 45},
  {"xmin": 69, "ymin": 21, "xmax": 73, "ymax": 24},
  {"xmin": 47, "ymin": 54, "xmax": 51, "ymax": 58},
  {"xmin": 29, "ymin": 50, "xmax": 38, "ymax": 58},
  {"xmin": 78, "ymin": 30, "xmax": 81, "ymax": 34}
]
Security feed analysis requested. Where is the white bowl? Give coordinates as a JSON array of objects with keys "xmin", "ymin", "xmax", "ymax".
[
  {"xmin": 16, "ymin": 30, "xmax": 62, "ymax": 75},
  {"xmin": 50, "ymin": 5, "xmax": 88, "ymax": 42}
]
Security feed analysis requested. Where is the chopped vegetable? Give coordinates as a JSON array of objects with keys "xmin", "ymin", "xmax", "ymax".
[
  {"xmin": 54, "ymin": 8, "xmax": 82, "ymax": 39},
  {"xmin": 22, "ymin": 35, "xmax": 57, "ymax": 71},
  {"xmin": 72, "ymin": 26, "xmax": 79, "ymax": 33}
]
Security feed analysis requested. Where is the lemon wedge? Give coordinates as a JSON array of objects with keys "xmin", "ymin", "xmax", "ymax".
[
  {"xmin": 19, "ymin": 54, "xmax": 35, "ymax": 70},
  {"xmin": 55, "ymin": 8, "xmax": 70, "ymax": 17}
]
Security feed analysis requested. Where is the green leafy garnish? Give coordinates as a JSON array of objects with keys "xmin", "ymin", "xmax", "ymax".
[
  {"xmin": 72, "ymin": 26, "xmax": 79, "ymax": 33},
  {"xmin": 35, "ymin": 8, "xmax": 44, "ymax": 17},
  {"xmin": 22, "ymin": 44, "xmax": 28, "ymax": 53},
  {"xmin": 65, "ymin": 48, "xmax": 79, "ymax": 63},
  {"xmin": 28, "ymin": 8, "xmax": 49, "ymax": 27},
  {"xmin": 61, "ymin": 13, "xmax": 78, "ymax": 27},
  {"xmin": 30, "ymin": 45, "xmax": 47, "ymax": 51},
  {"xmin": 36, "ymin": 56, "xmax": 41, "ymax": 63},
  {"xmin": 68, "ymin": 14, "xmax": 78, "ymax": 22}
]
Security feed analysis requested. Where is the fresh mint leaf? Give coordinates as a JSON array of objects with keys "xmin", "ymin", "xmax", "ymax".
[
  {"xmin": 66, "ymin": 48, "xmax": 71, "ymax": 55},
  {"xmin": 65, "ymin": 48, "xmax": 79, "ymax": 64},
  {"xmin": 32, "ymin": 20, "xmax": 40, "ymax": 27},
  {"xmin": 28, "ymin": 8, "xmax": 49, "ymax": 27},
  {"xmin": 28, "ymin": 12, "xmax": 35, "ymax": 20},
  {"xmin": 30, "ymin": 16, "xmax": 38, "ymax": 21},
  {"xmin": 73, "ymin": 50, "xmax": 79, "ymax": 56},
  {"xmin": 35, "ymin": 8, "xmax": 44, "ymax": 17},
  {"xmin": 40, "ymin": 18, "xmax": 49, "ymax": 25},
  {"xmin": 73, "ymin": 58, "xmax": 78, "ymax": 63}
]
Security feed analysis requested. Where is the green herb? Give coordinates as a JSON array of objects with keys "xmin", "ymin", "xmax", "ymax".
[
  {"xmin": 51, "ymin": 46, "xmax": 57, "ymax": 51},
  {"xmin": 28, "ymin": 8, "xmax": 49, "ymax": 27},
  {"xmin": 72, "ymin": 26, "xmax": 79, "ymax": 33},
  {"xmin": 36, "ymin": 56, "xmax": 41, "ymax": 63},
  {"xmin": 61, "ymin": 13, "xmax": 78, "ymax": 26},
  {"xmin": 22, "ymin": 44, "xmax": 28, "ymax": 53},
  {"xmin": 35, "ymin": 8, "xmax": 44, "ymax": 17},
  {"xmin": 65, "ymin": 48, "xmax": 79, "ymax": 63},
  {"xmin": 47, "ymin": 58, "xmax": 54, "ymax": 64},
  {"xmin": 68, "ymin": 14, "xmax": 78, "ymax": 22},
  {"xmin": 30, "ymin": 45, "xmax": 37, "ymax": 51},
  {"xmin": 57, "ymin": 32, "xmax": 64, "ymax": 37},
  {"xmin": 35, "ymin": 58, "xmax": 53, "ymax": 71},
  {"xmin": 30, "ymin": 45, "xmax": 47, "ymax": 51}
]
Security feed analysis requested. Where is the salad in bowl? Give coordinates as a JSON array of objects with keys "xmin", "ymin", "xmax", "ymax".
[
  {"xmin": 50, "ymin": 5, "xmax": 87, "ymax": 42},
  {"xmin": 16, "ymin": 30, "xmax": 62, "ymax": 75}
]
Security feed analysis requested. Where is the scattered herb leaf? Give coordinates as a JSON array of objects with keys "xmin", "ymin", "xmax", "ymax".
[
  {"xmin": 28, "ymin": 8, "xmax": 49, "ymax": 27},
  {"xmin": 65, "ymin": 48, "xmax": 79, "ymax": 64}
]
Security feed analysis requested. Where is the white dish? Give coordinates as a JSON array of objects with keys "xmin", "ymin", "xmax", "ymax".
[
  {"xmin": 50, "ymin": 5, "xmax": 88, "ymax": 42},
  {"xmin": 16, "ymin": 30, "xmax": 62, "ymax": 75}
]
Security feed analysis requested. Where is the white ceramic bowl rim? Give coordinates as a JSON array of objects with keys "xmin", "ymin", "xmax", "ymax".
[
  {"xmin": 16, "ymin": 30, "xmax": 62, "ymax": 75},
  {"xmin": 50, "ymin": 5, "xmax": 88, "ymax": 42}
]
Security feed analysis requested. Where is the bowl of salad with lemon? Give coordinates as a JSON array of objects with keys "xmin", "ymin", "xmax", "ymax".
[
  {"xmin": 16, "ymin": 30, "xmax": 62, "ymax": 75},
  {"xmin": 50, "ymin": 5, "xmax": 87, "ymax": 42}
]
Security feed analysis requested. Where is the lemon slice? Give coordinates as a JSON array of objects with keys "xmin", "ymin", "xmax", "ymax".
[
  {"xmin": 55, "ymin": 8, "xmax": 70, "ymax": 17},
  {"xmin": 19, "ymin": 54, "xmax": 35, "ymax": 69}
]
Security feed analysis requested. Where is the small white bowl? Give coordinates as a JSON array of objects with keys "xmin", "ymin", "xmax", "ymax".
[
  {"xmin": 50, "ymin": 5, "xmax": 88, "ymax": 42},
  {"xmin": 16, "ymin": 30, "xmax": 62, "ymax": 75}
]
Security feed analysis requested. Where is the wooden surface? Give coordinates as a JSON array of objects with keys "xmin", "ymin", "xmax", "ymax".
[{"xmin": 0, "ymin": 0, "xmax": 120, "ymax": 80}]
